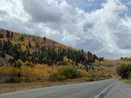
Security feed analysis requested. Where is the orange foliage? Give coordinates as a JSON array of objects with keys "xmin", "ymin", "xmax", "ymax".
[
  {"xmin": 0, "ymin": 65, "xmax": 20, "ymax": 76},
  {"xmin": 99, "ymin": 60, "xmax": 112, "ymax": 66},
  {"xmin": 20, "ymin": 64, "xmax": 59, "ymax": 80}
]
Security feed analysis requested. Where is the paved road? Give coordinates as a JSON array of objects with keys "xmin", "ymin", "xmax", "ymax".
[
  {"xmin": 105, "ymin": 81, "xmax": 131, "ymax": 98},
  {"xmin": 0, "ymin": 79, "xmax": 117, "ymax": 98}
]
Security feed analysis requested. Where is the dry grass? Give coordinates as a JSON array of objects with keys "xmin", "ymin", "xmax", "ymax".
[
  {"xmin": 121, "ymin": 79, "xmax": 131, "ymax": 85},
  {"xmin": 0, "ymin": 77, "xmax": 102, "ymax": 94},
  {"xmin": 102, "ymin": 60, "xmax": 131, "ymax": 75}
]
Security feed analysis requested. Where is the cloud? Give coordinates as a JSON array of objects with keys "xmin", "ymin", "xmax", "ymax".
[
  {"xmin": 83, "ymin": 0, "xmax": 131, "ymax": 59},
  {"xmin": 21, "ymin": 0, "xmax": 103, "ymax": 50},
  {"xmin": 22, "ymin": 0, "xmax": 63, "ymax": 23},
  {"xmin": 0, "ymin": 10, "xmax": 7, "ymax": 16},
  {"xmin": 1, "ymin": 0, "xmax": 131, "ymax": 59}
]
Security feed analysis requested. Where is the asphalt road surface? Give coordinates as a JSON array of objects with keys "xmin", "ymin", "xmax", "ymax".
[{"xmin": 0, "ymin": 78, "xmax": 117, "ymax": 98}]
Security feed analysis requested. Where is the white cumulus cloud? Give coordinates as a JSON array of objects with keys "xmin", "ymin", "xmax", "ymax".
[{"xmin": 0, "ymin": 0, "xmax": 131, "ymax": 59}]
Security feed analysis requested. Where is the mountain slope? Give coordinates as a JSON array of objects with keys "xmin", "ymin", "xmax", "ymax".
[{"xmin": 0, "ymin": 28, "xmax": 112, "ymax": 83}]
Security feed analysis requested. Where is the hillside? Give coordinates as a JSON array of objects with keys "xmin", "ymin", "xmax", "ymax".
[
  {"xmin": 104, "ymin": 58, "xmax": 131, "ymax": 75},
  {"xmin": 0, "ymin": 29, "xmax": 113, "ymax": 83}
]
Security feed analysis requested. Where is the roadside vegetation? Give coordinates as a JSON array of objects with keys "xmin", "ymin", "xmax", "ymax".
[
  {"xmin": 116, "ymin": 64, "xmax": 131, "ymax": 79},
  {"xmin": 116, "ymin": 57, "xmax": 131, "ymax": 79},
  {"xmin": 116, "ymin": 64, "xmax": 131, "ymax": 85},
  {"xmin": 0, "ymin": 29, "xmax": 113, "ymax": 85}
]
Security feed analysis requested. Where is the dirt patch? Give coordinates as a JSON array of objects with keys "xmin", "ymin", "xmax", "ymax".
[{"xmin": 102, "ymin": 60, "xmax": 131, "ymax": 75}]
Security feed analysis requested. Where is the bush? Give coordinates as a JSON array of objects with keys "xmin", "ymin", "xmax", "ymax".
[
  {"xmin": 116, "ymin": 65, "xmax": 131, "ymax": 79},
  {"xmin": 48, "ymin": 73, "xmax": 66, "ymax": 81},
  {"xmin": 49, "ymin": 66, "xmax": 82, "ymax": 81}
]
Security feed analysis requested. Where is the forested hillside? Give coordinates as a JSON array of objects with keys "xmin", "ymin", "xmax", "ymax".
[{"xmin": 0, "ymin": 29, "xmax": 112, "ymax": 83}]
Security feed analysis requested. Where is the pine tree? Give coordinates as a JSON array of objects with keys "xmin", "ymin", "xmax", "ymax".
[
  {"xmin": 21, "ymin": 35, "xmax": 24, "ymax": 41},
  {"xmin": 35, "ymin": 43, "xmax": 39, "ymax": 49},
  {"xmin": 28, "ymin": 41, "xmax": 31, "ymax": 48},
  {"xmin": 0, "ymin": 34, "xmax": 4, "ymax": 38},
  {"xmin": 0, "ymin": 40, "xmax": 2, "ymax": 50},
  {"xmin": 11, "ymin": 32, "xmax": 13, "ymax": 38},
  {"xmin": 43, "ymin": 37, "xmax": 46, "ymax": 42},
  {"xmin": 6, "ymin": 30, "xmax": 10, "ymax": 38}
]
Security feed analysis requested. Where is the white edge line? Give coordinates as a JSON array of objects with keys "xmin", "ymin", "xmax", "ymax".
[{"xmin": 94, "ymin": 79, "xmax": 117, "ymax": 98}]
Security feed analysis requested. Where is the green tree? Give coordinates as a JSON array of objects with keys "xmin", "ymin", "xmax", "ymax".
[
  {"xmin": 28, "ymin": 41, "xmax": 31, "ymax": 48},
  {"xmin": 43, "ymin": 37, "xmax": 46, "ymax": 41},
  {"xmin": 21, "ymin": 35, "xmax": 24, "ymax": 41},
  {"xmin": 35, "ymin": 43, "xmax": 39, "ymax": 49},
  {"xmin": 0, "ymin": 40, "xmax": 2, "ymax": 50},
  {"xmin": 0, "ymin": 34, "xmax": 4, "ymax": 38},
  {"xmin": 116, "ymin": 65, "xmax": 131, "ymax": 79},
  {"xmin": 11, "ymin": 32, "xmax": 13, "ymax": 38},
  {"xmin": 6, "ymin": 30, "xmax": 10, "ymax": 38},
  {"xmin": 19, "ymin": 35, "xmax": 24, "ymax": 41}
]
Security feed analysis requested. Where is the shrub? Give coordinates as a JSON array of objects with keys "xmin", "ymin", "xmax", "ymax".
[
  {"xmin": 58, "ymin": 66, "xmax": 82, "ymax": 79},
  {"xmin": 116, "ymin": 65, "xmax": 131, "ymax": 79},
  {"xmin": 48, "ymin": 73, "xmax": 66, "ymax": 81},
  {"xmin": 49, "ymin": 66, "xmax": 82, "ymax": 81}
]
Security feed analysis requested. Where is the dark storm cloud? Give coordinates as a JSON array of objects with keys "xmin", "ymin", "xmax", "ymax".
[
  {"xmin": 83, "ymin": 22, "xmax": 94, "ymax": 32},
  {"xmin": 75, "ymin": 37, "xmax": 103, "ymax": 52},
  {"xmin": 112, "ymin": 30, "xmax": 131, "ymax": 49},
  {"xmin": 22, "ymin": 0, "xmax": 62, "ymax": 23}
]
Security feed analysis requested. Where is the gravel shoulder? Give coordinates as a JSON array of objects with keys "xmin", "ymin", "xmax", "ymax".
[{"xmin": 105, "ymin": 81, "xmax": 131, "ymax": 98}]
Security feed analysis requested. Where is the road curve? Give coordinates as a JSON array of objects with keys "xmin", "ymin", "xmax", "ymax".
[{"xmin": 0, "ymin": 78, "xmax": 117, "ymax": 98}]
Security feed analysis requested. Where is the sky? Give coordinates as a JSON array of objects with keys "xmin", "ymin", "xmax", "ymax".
[{"xmin": 0, "ymin": 0, "xmax": 131, "ymax": 60}]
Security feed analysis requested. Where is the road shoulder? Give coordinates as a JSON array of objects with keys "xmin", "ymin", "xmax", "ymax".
[{"xmin": 104, "ymin": 81, "xmax": 131, "ymax": 98}]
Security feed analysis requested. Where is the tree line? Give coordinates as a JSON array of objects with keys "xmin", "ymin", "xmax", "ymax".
[{"xmin": 0, "ymin": 31, "xmax": 104, "ymax": 70}]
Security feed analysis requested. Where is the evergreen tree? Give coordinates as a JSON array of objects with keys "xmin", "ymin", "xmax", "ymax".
[
  {"xmin": 19, "ymin": 35, "xmax": 24, "ymax": 41},
  {"xmin": 43, "ymin": 37, "xmax": 46, "ymax": 42},
  {"xmin": 21, "ymin": 35, "xmax": 24, "ymax": 41},
  {"xmin": 35, "ymin": 43, "xmax": 39, "ymax": 49},
  {"xmin": 11, "ymin": 32, "xmax": 13, "ymax": 39},
  {"xmin": 0, "ymin": 40, "xmax": 2, "ymax": 50},
  {"xmin": 28, "ymin": 41, "xmax": 31, "ymax": 48},
  {"xmin": 6, "ymin": 30, "xmax": 10, "ymax": 38},
  {"xmin": 0, "ymin": 34, "xmax": 4, "ymax": 38}
]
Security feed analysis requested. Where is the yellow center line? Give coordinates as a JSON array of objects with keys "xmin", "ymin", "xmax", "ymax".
[{"xmin": 58, "ymin": 89, "xmax": 68, "ymax": 93}]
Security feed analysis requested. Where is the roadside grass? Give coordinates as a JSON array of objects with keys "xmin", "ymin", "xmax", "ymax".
[
  {"xmin": 121, "ymin": 79, "xmax": 131, "ymax": 85},
  {"xmin": 0, "ymin": 77, "xmax": 106, "ymax": 94}
]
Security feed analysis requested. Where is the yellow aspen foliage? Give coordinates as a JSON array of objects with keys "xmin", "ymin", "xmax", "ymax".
[
  {"xmin": 0, "ymin": 65, "xmax": 20, "ymax": 76},
  {"xmin": 50, "ymin": 65, "xmax": 58, "ymax": 73},
  {"xmin": 100, "ymin": 60, "xmax": 112, "ymax": 66},
  {"xmin": 94, "ymin": 60, "xmax": 99, "ymax": 66},
  {"xmin": 20, "ymin": 65, "xmax": 34, "ymax": 79},
  {"xmin": 63, "ymin": 56, "xmax": 68, "ymax": 62},
  {"xmin": 78, "ymin": 69, "xmax": 89, "ymax": 76},
  {"xmin": 78, "ymin": 63, "xmax": 84, "ymax": 68},
  {"xmin": 33, "ymin": 64, "xmax": 50, "ymax": 78},
  {"xmin": 20, "ymin": 64, "xmax": 59, "ymax": 80}
]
